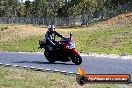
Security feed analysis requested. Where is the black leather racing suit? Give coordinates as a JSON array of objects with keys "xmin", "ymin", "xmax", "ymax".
[{"xmin": 45, "ymin": 31, "xmax": 63, "ymax": 50}]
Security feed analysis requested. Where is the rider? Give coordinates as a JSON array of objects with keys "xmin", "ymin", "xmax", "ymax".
[{"xmin": 45, "ymin": 25, "xmax": 64, "ymax": 51}]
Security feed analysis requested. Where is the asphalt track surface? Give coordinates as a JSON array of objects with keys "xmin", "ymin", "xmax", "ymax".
[{"xmin": 0, "ymin": 52, "xmax": 132, "ymax": 77}]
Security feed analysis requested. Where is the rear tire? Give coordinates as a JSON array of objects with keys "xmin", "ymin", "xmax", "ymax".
[{"xmin": 44, "ymin": 50, "xmax": 55, "ymax": 63}]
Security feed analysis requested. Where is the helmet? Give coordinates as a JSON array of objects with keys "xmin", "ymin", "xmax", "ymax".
[{"xmin": 48, "ymin": 25, "xmax": 55, "ymax": 31}]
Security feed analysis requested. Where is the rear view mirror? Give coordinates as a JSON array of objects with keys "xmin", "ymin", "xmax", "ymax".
[{"xmin": 70, "ymin": 33, "xmax": 72, "ymax": 40}]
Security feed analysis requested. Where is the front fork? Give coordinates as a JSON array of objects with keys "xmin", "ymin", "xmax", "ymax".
[{"xmin": 70, "ymin": 49, "xmax": 80, "ymax": 57}]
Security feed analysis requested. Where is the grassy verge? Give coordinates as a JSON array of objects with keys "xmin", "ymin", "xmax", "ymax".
[
  {"xmin": 0, "ymin": 66, "xmax": 131, "ymax": 88},
  {"xmin": 0, "ymin": 26, "xmax": 132, "ymax": 55},
  {"xmin": 74, "ymin": 27, "xmax": 132, "ymax": 55},
  {"xmin": 0, "ymin": 35, "xmax": 42, "ymax": 52}
]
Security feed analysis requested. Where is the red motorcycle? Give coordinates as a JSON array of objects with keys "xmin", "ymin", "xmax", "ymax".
[{"xmin": 38, "ymin": 33, "xmax": 82, "ymax": 65}]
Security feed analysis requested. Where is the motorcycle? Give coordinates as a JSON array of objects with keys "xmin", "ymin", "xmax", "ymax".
[{"xmin": 38, "ymin": 33, "xmax": 82, "ymax": 65}]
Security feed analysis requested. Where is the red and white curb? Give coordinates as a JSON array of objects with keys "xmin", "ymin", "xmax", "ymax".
[{"xmin": 0, "ymin": 63, "xmax": 77, "ymax": 75}]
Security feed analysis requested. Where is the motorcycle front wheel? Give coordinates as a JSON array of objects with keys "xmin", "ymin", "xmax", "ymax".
[
  {"xmin": 44, "ymin": 50, "xmax": 55, "ymax": 63},
  {"xmin": 72, "ymin": 55, "xmax": 82, "ymax": 65}
]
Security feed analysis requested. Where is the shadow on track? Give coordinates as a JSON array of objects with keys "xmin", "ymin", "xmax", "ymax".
[{"xmin": 13, "ymin": 61, "xmax": 75, "ymax": 65}]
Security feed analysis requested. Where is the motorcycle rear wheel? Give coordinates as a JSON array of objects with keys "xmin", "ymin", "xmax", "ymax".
[{"xmin": 44, "ymin": 50, "xmax": 55, "ymax": 63}]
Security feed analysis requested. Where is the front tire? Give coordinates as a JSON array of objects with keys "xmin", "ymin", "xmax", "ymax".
[
  {"xmin": 72, "ymin": 55, "xmax": 82, "ymax": 65},
  {"xmin": 44, "ymin": 50, "xmax": 55, "ymax": 63}
]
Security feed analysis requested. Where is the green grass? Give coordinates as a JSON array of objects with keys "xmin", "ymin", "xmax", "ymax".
[
  {"xmin": 73, "ymin": 27, "xmax": 132, "ymax": 55},
  {"xmin": 0, "ymin": 66, "xmax": 131, "ymax": 88},
  {"xmin": 0, "ymin": 35, "xmax": 42, "ymax": 52},
  {"xmin": 0, "ymin": 24, "xmax": 9, "ymax": 31},
  {"xmin": 0, "ymin": 27, "xmax": 132, "ymax": 55},
  {"xmin": 0, "ymin": 24, "xmax": 16, "ymax": 30}
]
